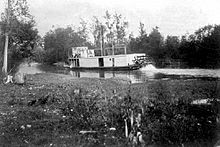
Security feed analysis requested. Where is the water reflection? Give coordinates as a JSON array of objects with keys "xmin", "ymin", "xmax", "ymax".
[
  {"xmin": 68, "ymin": 67, "xmax": 220, "ymax": 83},
  {"xmin": 64, "ymin": 64, "xmax": 159, "ymax": 83},
  {"xmin": 69, "ymin": 70, "xmax": 142, "ymax": 83}
]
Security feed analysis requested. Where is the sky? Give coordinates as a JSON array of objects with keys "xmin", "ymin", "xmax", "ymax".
[{"xmin": 1, "ymin": 0, "xmax": 220, "ymax": 37}]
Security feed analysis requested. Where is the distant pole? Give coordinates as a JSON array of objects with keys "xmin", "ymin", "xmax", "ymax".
[
  {"xmin": 2, "ymin": 0, "xmax": 10, "ymax": 76},
  {"xmin": 124, "ymin": 45, "xmax": 127, "ymax": 55},
  {"xmin": 100, "ymin": 32, "xmax": 103, "ymax": 56},
  {"xmin": 100, "ymin": 25, "xmax": 105, "ymax": 56},
  {"xmin": 112, "ymin": 42, "xmax": 114, "ymax": 55},
  {"xmin": 102, "ymin": 26, "xmax": 105, "ymax": 56}
]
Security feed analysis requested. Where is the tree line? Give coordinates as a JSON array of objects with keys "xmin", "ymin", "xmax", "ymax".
[
  {"xmin": 1, "ymin": 1, "xmax": 220, "ymax": 70},
  {"xmin": 128, "ymin": 23, "xmax": 220, "ymax": 68},
  {"xmin": 42, "ymin": 13, "xmax": 220, "ymax": 68}
]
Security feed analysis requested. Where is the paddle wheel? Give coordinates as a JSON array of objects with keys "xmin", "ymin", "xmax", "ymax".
[{"xmin": 133, "ymin": 55, "xmax": 154, "ymax": 67}]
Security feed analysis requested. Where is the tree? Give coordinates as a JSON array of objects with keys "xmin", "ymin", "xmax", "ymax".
[
  {"xmin": 128, "ymin": 22, "xmax": 149, "ymax": 54},
  {"xmin": 91, "ymin": 16, "xmax": 106, "ymax": 49},
  {"xmin": 91, "ymin": 11, "xmax": 128, "ymax": 47},
  {"xmin": 148, "ymin": 27, "xmax": 164, "ymax": 59},
  {"xmin": 10, "ymin": 19, "xmax": 39, "ymax": 59},
  {"xmin": 31, "ymin": 36, "xmax": 45, "ymax": 63},
  {"xmin": 1, "ymin": 0, "xmax": 11, "ymax": 76},
  {"xmin": 1, "ymin": 0, "xmax": 39, "ymax": 75},
  {"xmin": 139, "ymin": 22, "xmax": 146, "ymax": 37},
  {"xmin": 113, "ymin": 13, "xmax": 128, "ymax": 44},
  {"xmin": 44, "ymin": 26, "xmax": 91, "ymax": 64},
  {"xmin": 128, "ymin": 34, "xmax": 150, "ymax": 54},
  {"xmin": 194, "ymin": 25, "xmax": 213, "ymax": 42},
  {"xmin": 178, "ymin": 25, "xmax": 220, "ymax": 68},
  {"xmin": 78, "ymin": 18, "xmax": 89, "ymax": 44},
  {"xmin": 195, "ymin": 25, "xmax": 220, "ymax": 68},
  {"xmin": 128, "ymin": 26, "xmax": 164, "ymax": 66},
  {"xmin": 164, "ymin": 36, "xmax": 180, "ymax": 59},
  {"xmin": 104, "ymin": 10, "xmax": 115, "ymax": 45},
  {"xmin": 0, "ymin": 27, "xmax": 4, "ymax": 76}
]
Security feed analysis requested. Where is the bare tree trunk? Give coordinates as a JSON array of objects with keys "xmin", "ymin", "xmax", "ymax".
[
  {"xmin": 125, "ymin": 119, "xmax": 128, "ymax": 137},
  {"xmin": 2, "ymin": 0, "xmax": 10, "ymax": 76},
  {"xmin": 2, "ymin": 33, "xmax": 8, "ymax": 75}
]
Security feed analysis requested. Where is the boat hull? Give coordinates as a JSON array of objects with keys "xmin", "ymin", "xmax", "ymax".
[
  {"xmin": 65, "ymin": 65, "xmax": 141, "ymax": 71},
  {"xmin": 67, "ymin": 53, "xmax": 150, "ymax": 71}
]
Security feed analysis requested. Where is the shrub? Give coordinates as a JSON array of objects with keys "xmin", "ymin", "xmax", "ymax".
[{"xmin": 141, "ymin": 98, "xmax": 217, "ymax": 145}]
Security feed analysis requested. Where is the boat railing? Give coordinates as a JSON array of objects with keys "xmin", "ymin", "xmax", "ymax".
[{"xmin": 104, "ymin": 46, "xmax": 126, "ymax": 56}]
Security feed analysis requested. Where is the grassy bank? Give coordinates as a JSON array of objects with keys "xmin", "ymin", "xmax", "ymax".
[{"xmin": 0, "ymin": 73, "xmax": 219, "ymax": 146}]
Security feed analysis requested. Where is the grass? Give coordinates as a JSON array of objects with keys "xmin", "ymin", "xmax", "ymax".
[{"xmin": 0, "ymin": 73, "xmax": 219, "ymax": 146}]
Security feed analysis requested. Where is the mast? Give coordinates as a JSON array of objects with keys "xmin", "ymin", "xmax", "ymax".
[
  {"xmin": 124, "ymin": 45, "xmax": 127, "ymax": 55},
  {"xmin": 2, "ymin": 0, "xmax": 10, "ymax": 75},
  {"xmin": 100, "ymin": 32, "xmax": 103, "ymax": 56},
  {"xmin": 100, "ymin": 25, "xmax": 105, "ymax": 56},
  {"xmin": 112, "ymin": 42, "xmax": 114, "ymax": 55}
]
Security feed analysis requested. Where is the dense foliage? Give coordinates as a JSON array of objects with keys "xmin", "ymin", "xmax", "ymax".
[
  {"xmin": 42, "ymin": 12, "xmax": 220, "ymax": 68},
  {"xmin": 43, "ymin": 27, "xmax": 92, "ymax": 64},
  {"xmin": 0, "ymin": 0, "xmax": 39, "ymax": 71},
  {"xmin": 128, "ymin": 24, "xmax": 220, "ymax": 68}
]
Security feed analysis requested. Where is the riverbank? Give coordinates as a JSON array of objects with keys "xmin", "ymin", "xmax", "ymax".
[{"xmin": 0, "ymin": 72, "xmax": 219, "ymax": 146}]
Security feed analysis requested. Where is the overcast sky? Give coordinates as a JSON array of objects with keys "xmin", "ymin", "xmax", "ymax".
[{"xmin": 1, "ymin": 0, "xmax": 220, "ymax": 37}]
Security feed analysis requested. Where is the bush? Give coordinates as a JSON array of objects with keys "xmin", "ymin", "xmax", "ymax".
[
  {"xmin": 1, "ymin": 79, "xmax": 218, "ymax": 146},
  {"xmin": 60, "ymin": 85, "xmax": 218, "ymax": 145},
  {"xmin": 141, "ymin": 98, "xmax": 217, "ymax": 145}
]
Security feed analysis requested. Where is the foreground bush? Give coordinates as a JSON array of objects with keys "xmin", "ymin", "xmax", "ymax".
[
  {"xmin": 142, "ymin": 100, "xmax": 217, "ymax": 145},
  {"xmin": 60, "ymin": 87, "xmax": 218, "ymax": 145}
]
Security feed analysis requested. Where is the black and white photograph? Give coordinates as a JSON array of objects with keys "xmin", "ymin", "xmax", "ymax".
[{"xmin": 0, "ymin": 0, "xmax": 220, "ymax": 146}]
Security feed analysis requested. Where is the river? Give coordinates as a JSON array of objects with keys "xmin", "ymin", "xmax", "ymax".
[{"xmin": 19, "ymin": 63, "xmax": 220, "ymax": 83}]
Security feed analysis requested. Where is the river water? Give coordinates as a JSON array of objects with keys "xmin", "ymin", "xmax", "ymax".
[{"xmin": 21, "ymin": 63, "xmax": 220, "ymax": 83}]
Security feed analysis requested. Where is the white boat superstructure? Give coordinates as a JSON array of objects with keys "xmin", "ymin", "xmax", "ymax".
[{"xmin": 67, "ymin": 45, "xmax": 152, "ymax": 70}]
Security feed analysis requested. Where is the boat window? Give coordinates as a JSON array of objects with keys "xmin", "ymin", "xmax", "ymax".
[
  {"xmin": 73, "ymin": 59, "xmax": 80, "ymax": 67},
  {"xmin": 99, "ymin": 58, "xmax": 104, "ymax": 67},
  {"xmin": 76, "ymin": 59, "xmax": 80, "ymax": 67}
]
